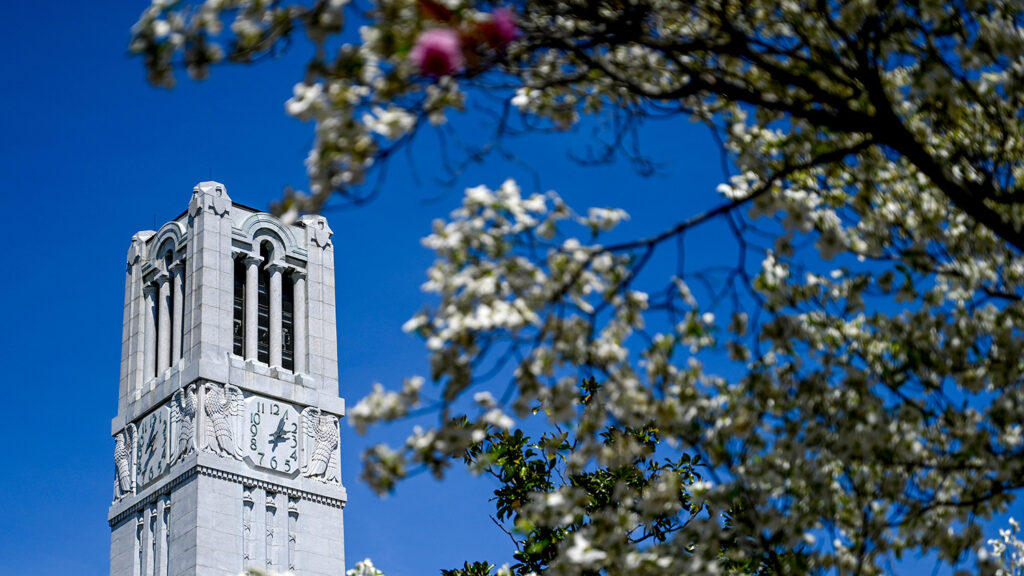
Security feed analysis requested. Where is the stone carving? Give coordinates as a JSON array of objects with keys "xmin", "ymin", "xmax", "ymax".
[
  {"xmin": 242, "ymin": 486, "xmax": 254, "ymax": 565},
  {"xmin": 188, "ymin": 191, "xmax": 202, "ymax": 217},
  {"xmin": 287, "ymin": 498, "xmax": 298, "ymax": 571},
  {"xmin": 202, "ymin": 382, "xmax": 245, "ymax": 459},
  {"xmin": 114, "ymin": 424, "xmax": 137, "ymax": 500},
  {"xmin": 170, "ymin": 384, "xmax": 197, "ymax": 463},
  {"xmin": 126, "ymin": 234, "xmax": 144, "ymax": 269},
  {"xmin": 189, "ymin": 181, "xmax": 231, "ymax": 217},
  {"xmin": 301, "ymin": 407, "xmax": 340, "ymax": 483},
  {"xmin": 265, "ymin": 492, "xmax": 277, "ymax": 570},
  {"xmin": 304, "ymin": 215, "xmax": 333, "ymax": 249}
]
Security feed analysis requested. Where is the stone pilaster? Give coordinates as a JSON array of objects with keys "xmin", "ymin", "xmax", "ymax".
[
  {"xmin": 184, "ymin": 181, "xmax": 233, "ymax": 383},
  {"xmin": 121, "ymin": 232, "xmax": 153, "ymax": 414},
  {"xmin": 299, "ymin": 214, "xmax": 339, "ymax": 397}
]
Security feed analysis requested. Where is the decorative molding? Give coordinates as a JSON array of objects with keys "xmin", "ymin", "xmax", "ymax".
[
  {"xmin": 110, "ymin": 466, "xmax": 199, "ymax": 527},
  {"xmin": 196, "ymin": 466, "xmax": 345, "ymax": 507},
  {"xmin": 237, "ymin": 213, "xmax": 303, "ymax": 256},
  {"xmin": 150, "ymin": 221, "xmax": 188, "ymax": 261},
  {"xmin": 111, "ymin": 462, "xmax": 345, "ymax": 527}
]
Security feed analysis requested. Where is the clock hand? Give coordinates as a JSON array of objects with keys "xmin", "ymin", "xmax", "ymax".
[{"xmin": 268, "ymin": 417, "xmax": 288, "ymax": 452}]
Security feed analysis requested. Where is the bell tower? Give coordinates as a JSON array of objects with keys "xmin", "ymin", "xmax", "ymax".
[{"xmin": 109, "ymin": 182, "xmax": 346, "ymax": 576}]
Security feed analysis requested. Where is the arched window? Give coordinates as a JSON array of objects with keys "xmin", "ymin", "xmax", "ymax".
[
  {"xmin": 230, "ymin": 236, "xmax": 302, "ymax": 370},
  {"xmin": 257, "ymin": 242, "xmax": 272, "ymax": 364},
  {"xmin": 233, "ymin": 254, "xmax": 246, "ymax": 356},
  {"xmin": 282, "ymin": 269, "xmax": 294, "ymax": 371}
]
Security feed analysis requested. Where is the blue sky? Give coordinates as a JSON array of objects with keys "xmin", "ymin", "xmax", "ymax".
[
  {"xmin": 2, "ymin": 2, "xmax": 1018, "ymax": 575},
  {"xmin": 0, "ymin": 2, "xmax": 730, "ymax": 575}
]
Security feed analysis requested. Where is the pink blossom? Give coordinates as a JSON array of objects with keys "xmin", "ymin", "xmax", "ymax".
[
  {"xmin": 490, "ymin": 8, "xmax": 519, "ymax": 47},
  {"xmin": 410, "ymin": 28, "xmax": 464, "ymax": 77}
]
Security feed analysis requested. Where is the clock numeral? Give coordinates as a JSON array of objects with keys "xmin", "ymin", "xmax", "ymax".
[
  {"xmin": 270, "ymin": 456, "xmax": 279, "ymax": 470},
  {"xmin": 271, "ymin": 403, "xmax": 281, "ymax": 416},
  {"xmin": 251, "ymin": 412, "xmax": 261, "ymax": 425},
  {"xmin": 257, "ymin": 452, "xmax": 265, "ymax": 466},
  {"xmin": 251, "ymin": 438, "xmax": 257, "ymax": 450},
  {"xmin": 284, "ymin": 459, "xmax": 291, "ymax": 472}
]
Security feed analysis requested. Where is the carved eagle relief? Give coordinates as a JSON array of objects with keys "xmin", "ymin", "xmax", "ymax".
[
  {"xmin": 301, "ymin": 407, "xmax": 340, "ymax": 483},
  {"xmin": 203, "ymin": 382, "xmax": 245, "ymax": 459},
  {"xmin": 113, "ymin": 424, "xmax": 136, "ymax": 500},
  {"xmin": 171, "ymin": 384, "xmax": 197, "ymax": 464}
]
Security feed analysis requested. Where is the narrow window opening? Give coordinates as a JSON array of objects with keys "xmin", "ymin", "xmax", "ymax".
[
  {"xmin": 282, "ymin": 270, "xmax": 294, "ymax": 371},
  {"xmin": 151, "ymin": 286, "xmax": 160, "ymax": 380},
  {"xmin": 257, "ymin": 243, "xmax": 271, "ymax": 364},
  {"xmin": 178, "ymin": 256, "xmax": 186, "ymax": 361},
  {"xmin": 164, "ymin": 253, "xmax": 174, "ymax": 346},
  {"xmin": 233, "ymin": 255, "xmax": 245, "ymax": 356}
]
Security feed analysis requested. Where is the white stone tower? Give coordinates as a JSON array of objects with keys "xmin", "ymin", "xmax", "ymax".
[{"xmin": 109, "ymin": 182, "xmax": 346, "ymax": 576}]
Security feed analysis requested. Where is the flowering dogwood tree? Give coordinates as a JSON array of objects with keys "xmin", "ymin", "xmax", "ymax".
[{"xmin": 134, "ymin": 1, "xmax": 1024, "ymax": 575}]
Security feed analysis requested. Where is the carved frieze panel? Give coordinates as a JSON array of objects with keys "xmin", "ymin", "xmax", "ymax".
[
  {"xmin": 170, "ymin": 385, "xmax": 197, "ymax": 464},
  {"xmin": 114, "ymin": 423, "xmax": 137, "ymax": 501},
  {"xmin": 113, "ymin": 385, "xmax": 341, "ymax": 500},
  {"xmin": 202, "ymin": 382, "xmax": 245, "ymax": 460},
  {"xmin": 301, "ymin": 407, "xmax": 340, "ymax": 484}
]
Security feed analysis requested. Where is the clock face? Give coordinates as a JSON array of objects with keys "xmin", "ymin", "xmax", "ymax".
[
  {"xmin": 136, "ymin": 406, "xmax": 169, "ymax": 488},
  {"xmin": 245, "ymin": 397, "xmax": 299, "ymax": 474}
]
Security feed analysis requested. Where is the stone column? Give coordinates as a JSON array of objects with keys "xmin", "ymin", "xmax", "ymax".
[
  {"xmin": 170, "ymin": 262, "xmax": 185, "ymax": 364},
  {"xmin": 143, "ymin": 283, "xmax": 158, "ymax": 381},
  {"xmin": 157, "ymin": 273, "xmax": 171, "ymax": 374},
  {"xmin": 292, "ymin": 270, "xmax": 307, "ymax": 374},
  {"xmin": 268, "ymin": 263, "xmax": 284, "ymax": 367},
  {"xmin": 244, "ymin": 255, "xmax": 261, "ymax": 360}
]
